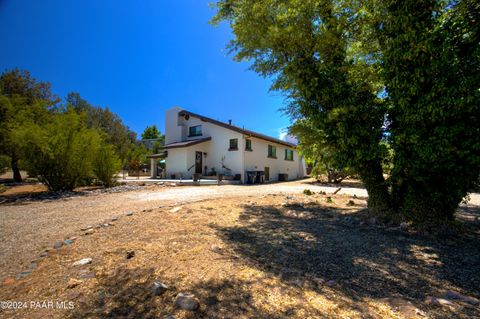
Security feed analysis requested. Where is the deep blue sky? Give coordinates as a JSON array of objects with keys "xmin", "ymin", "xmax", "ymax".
[{"xmin": 0, "ymin": 0, "xmax": 291, "ymax": 139}]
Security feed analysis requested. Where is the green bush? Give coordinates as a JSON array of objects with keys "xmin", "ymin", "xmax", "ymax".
[
  {"xmin": 303, "ymin": 189, "xmax": 313, "ymax": 196},
  {"xmin": 16, "ymin": 111, "xmax": 102, "ymax": 191},
  {"xmin": 93, "ymin": 144, "xmax": 121, "ymax": 187},
  {"xmin": 0, "ymin": 155, "xmax": 10, "ymax": 175}
]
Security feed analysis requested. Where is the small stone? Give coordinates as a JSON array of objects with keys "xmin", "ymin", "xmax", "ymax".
[
  {"xmin": 126, "ymin": 250, "xmax": 135, "ymax": 259},
  {"xmin": 444, "ymin": 290, "xmax": 479, "ymax": 305},
  {"xmin": 111, "ymin": 217, "xmax": 119, "ymax": 221},
  {"xmin": 174, "ymin": 293, "xmax": 200, "ymax": 311},
  {"xmin": 73, "ymin": 258, "xmax": 92, "ymax": 266},
  {"xmin": 53, "ymin": 241, "xmax": 63, "ymax": 249},
  {"xmin": 399, "ymin": 222, "xmax": 409, "ymax": 230},
  {"xmin": 78, "ymin": 270, "xmax": 96, "ymax": 279},
  {"xmin": 152, "ymin": 281, "xmax": 169, "ymax": 296},
  {"xmin": 17, "ymin": 270, "xmax": 31, "ymax": 279},
  {"xmin": 80, "ymin": 226, "xmax": 93, "ymax": 231},
  {"xmin": 326, "ymin": 280, "xmax": 336, "ymax": 287},
  {"xmin": 84, "ymin": 229, "xmax": 94, "ymax": 235},
  {"xmin": 425, "ymin": 296, "xmax": 454, "ymax": 307},
  {"xmin": 40, "ymin": 251, "xmax": 49, "ymax": 258},
  {"xmin": 126, "ymin": 211, "xmax": 134, "ymax": 216},
  {"xmin": 67, "ymin": 278, "xmax": 82, "ymax": 289},
  {"xmin": 211, "ymin": 244, "xmax": 222, "ymax": 253},
  {"xmin": 64, "ymin": 239, "xmax": 74, "ymax": 245},
  {"xmin": 170, "ymin": 207, "xmax": 182, "ymax": 213},
  {"xmin": 164, "ymin": 316, "xmax": 175, "ymax": 319}
]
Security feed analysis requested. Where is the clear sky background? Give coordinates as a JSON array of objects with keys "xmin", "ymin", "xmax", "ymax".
[{"xmin": 0, "ymin": 0, "xmax": 291, "ymax": 140}]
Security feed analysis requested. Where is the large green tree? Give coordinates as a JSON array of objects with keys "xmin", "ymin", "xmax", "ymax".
[
  {"xmin": 212, "ymin": 0, "xmax": 480, "ymax": 224},
  {"xmin": 141, "ymin": 125, "xmax": 162, "ymax": 140},
  {"xmin": 0, "ymin": 69, "xmax": 57, "ymax": 182},
  {"xmin": 66, "ymin": 92, "xmax": 137, "ymax": 164}
]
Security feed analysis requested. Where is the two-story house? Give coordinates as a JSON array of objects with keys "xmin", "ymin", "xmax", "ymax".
[{"xmin": 164, "ymin": 106, "xmax": 306, "ymax": 183}]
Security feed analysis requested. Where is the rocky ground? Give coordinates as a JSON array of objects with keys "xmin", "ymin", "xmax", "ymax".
[{"xmin": 0, "ymin": 179, "xmax": 479, "ymax": 318}]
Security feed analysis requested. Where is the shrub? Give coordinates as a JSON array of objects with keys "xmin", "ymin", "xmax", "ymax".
[
  {"xmin": 93, "ymin": 144, "xmax": 121, "ymax": 187},
  {"xmin": 16, "ymin": 111, "xmax": 102, "ymax": 191},
  {"xmin": 303, "ymin": 189, "xmax": 313, "ymax": 196}
]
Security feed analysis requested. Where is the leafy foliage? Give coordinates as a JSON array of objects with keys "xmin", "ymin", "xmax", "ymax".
[
  {"xmin": 290, "ymin": 119, "xmax": 354, "ymax": 183},
  {"xmin": 66, "ymin": 92, "xmax": 137, "ymax": 164},
  {"xmin": 0, "ymin": 69, "xmax": 56, "ymax": 182},
  {"xmin": 93, "ymin": 144, "xmax": 121, "ymax": 187},
  {"xmin": 141, "ymin": 125, "xmax": 162, "ymax": 140},
  {"xmin": 15, "ymin": 111, "xmax": 102, "ymax": 191},
  {"xmin": 213, "ymin": 0, "xmax": 480, "ymax": 224}
]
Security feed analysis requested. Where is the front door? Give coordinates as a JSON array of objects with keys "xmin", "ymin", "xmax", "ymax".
[
  {"xmin": 195, "ymin": 152, "xmax": 203, "ymax": 174},
  {"xmin": 264, "ymin": 167, "xmax": 270, "ymax": 181}
]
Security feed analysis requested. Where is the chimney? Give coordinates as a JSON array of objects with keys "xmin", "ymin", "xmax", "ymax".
[{"xmin": 228, "ymin": 119, "xmax": 232, "ymax": 125}]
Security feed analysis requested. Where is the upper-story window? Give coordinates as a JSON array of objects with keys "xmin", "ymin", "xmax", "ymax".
[
  {"xmin": 188, "ymin": 125, "xmax": 202, "ymax": 137},
  {"xmin": 229, "ymin": 138, "xmax": 238, "ymax": 151},
  {"xmin": 268, "ymin": 145, "xmax": 277, "ymax": 158},
  {"xmin": 285, "ymin": 149, "xmax": 294, "ymax": 161},
  {"xmin": 245, "ymin": 139, "xmax": 252, "ymax": 151}
]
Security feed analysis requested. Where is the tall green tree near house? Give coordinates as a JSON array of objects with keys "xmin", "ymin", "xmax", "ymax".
[
  {"xmin": 212, "ymin": 0, "xmax": 480, "ymax": 224},
  {"xmin": 0, "ymin": 69, "xmax": 58, "ymax": 182},
  {"xmin": 66, "ymin": 92, "xmax": 137, "ymax": 164},
  {"xmin": 213, "ymin": 0, "xmax": 390, "ymax": 215},
  {"xmin": 141, "ymin": 125, "xmax": 162, "ymax": 140}
]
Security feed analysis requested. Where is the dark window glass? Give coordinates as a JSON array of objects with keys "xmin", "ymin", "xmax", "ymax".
[
  {"xmin": 268, "ymin": 145, "xmax": 277, "ymax": 158},
  {"xmin": 229, "ymin": 138, "xmax": 238, "ymax": 150},
  {"xmin": 285, "ymin": 149, "xmax": 293, "ymax": 161},
  {"xmin": 189, "ymin": 125, "xmax": 202, "ymax": 137},
  {"xmin": 245, "ymin": 139, "xmax": 252, "ymax": 151}
]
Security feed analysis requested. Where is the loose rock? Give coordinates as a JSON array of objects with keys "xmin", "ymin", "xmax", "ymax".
[
  {"xmin": 126, "ymin": 250, "xmax": 135, "ymax": 259},
  {"xmin": 126, "ymin": 211, "xmax": 134, "ymax": 216},
  {"xmin": 67, "ymin": 278, "xmax": 82, "ymax": 289},
  {"xmin": 64, "ymin": 239, "xmax": 74, "ymax": 245},
  {"xmin": 53, "ymin": 241, "xmax": 63, "ymax": 249},
  {"xmin": 170, "ymin": 207, "xmax": 182, "ymax": 213},
  {"xmin": 152, "ymin": 281, "xmax": 169, "ymax": 296},
  {"xmin": 73, "ymin": 258, "xmax": 92, "ymax": 266},
  {"xmin": 174, "ymin": 293, "xmax": 200, "ymax": 311}
]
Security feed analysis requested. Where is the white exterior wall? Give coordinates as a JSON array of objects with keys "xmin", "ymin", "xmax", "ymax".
[
  {"xmin": 165, "ymin": 148, "xmax": 187, "ymax": 179},
  {"xmin": 243, "ymin": 136, "xmax": 305, "ymax": 181}
]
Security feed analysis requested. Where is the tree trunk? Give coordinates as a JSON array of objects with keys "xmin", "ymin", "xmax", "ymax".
[
  {"xmin": 11, "ymin": 157, "xmax": 22, "ymax": 183},
  {"xmin": 358, "ymin": 160, "xmax": 391, "ymax": 217}
]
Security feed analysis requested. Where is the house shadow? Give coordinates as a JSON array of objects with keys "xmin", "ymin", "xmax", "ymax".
[{"xmin": 211, "ymin": 202, "xmax": 480, "ymax": 317}]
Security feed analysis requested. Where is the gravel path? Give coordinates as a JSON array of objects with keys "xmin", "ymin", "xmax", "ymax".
[{"xmin": 1, "ymin": 179, "xmax": 478, "ymax": 282}]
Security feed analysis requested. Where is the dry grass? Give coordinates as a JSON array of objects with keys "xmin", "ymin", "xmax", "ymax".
[{"xmin": 1, "ymin": 191, "xmax": 479, "ymax": 319}]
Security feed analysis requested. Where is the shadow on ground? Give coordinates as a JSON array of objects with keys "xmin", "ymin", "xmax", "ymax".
[{"xmin": 212, "ymin": 203, "xmax": 480, "ymax": 318}]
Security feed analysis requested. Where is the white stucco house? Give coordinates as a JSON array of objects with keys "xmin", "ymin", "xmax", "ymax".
[{"xmin": 160, "ymin": 106, "xmax": 306, "ymax": 183}]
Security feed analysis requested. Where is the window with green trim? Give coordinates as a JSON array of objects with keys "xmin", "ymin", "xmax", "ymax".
[
  {"xmin": 245, "ymin": 139, "xmax": 252, "ymax": 151},
  {"xmin": 268, "ymin": 145, "xmax": 277, "ymax": 158},
  {"xmin": 285, "ymin": 149, "xmax": 294, "ymax": 161}
]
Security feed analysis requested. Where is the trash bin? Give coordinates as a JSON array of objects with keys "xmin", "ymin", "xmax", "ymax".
[
  {"xmin": 255, "ymin": 171, "xmax": 265, "ymax": 184},
  {"xmin": 246, "ymin": 171, "xmax": 255, "ymax": 184}
]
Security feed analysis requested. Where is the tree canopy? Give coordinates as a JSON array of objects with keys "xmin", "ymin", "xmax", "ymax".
[{"xmin": 212, "ymin": 0, "xmax": 480, "ymax": 224}]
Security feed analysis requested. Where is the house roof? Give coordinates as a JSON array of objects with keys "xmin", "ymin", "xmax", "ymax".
[
  {"xmin": 146, "ymin": 152, "xmax": 168, "ymax": 159},
  {"xmin": 178, "ymin": 110, "xmax": 297, "ymax": 148},
  {"xmin": 164, "ymin": 136, "xmax": 212, "ymax": 149}
]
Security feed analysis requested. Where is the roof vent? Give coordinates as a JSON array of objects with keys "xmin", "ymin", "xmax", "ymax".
[{"xmin": 228, "ymin": 119, "xmax": 232, "ymax": 125}]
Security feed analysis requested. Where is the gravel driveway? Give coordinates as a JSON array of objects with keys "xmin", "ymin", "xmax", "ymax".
[{"xmin": 1, "ymin": 179, "xmax": 478, "ymax": 282}]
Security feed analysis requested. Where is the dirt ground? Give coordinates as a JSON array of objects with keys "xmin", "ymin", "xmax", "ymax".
[{"xmin": 0, "ymin": 181, "xmax": 479, "ymax": 318}]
